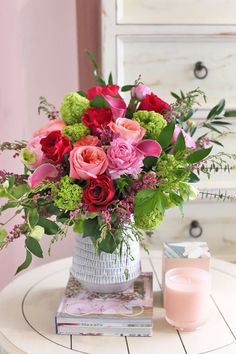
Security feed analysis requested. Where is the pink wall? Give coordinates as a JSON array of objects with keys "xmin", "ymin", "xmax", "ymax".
[{"xmin": 0, "ymin": 0, "xmax": 79, "ymax": 289}]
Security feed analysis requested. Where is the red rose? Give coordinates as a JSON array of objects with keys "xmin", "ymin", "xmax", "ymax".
[
  {"xmin": 87, "ymin": 85, "xmax": 121, "ymax": 100},
  {"xmin": 83, "ymin": 175, "xmax": 116, "ymax": 211},
  {"xmin": 138, "ymin": 93, "xmax": 170, "ymax": 114},
  {"xmin": 82, "ymin": 107, "xmax": 113, "ymax": 134},
  {"xmin": 40, "ymin": 130, "xmax": 72, "ymax": 164}
]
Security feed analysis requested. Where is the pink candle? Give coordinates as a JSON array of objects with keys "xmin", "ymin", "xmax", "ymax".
[{"xmin": 165, "ymin": 267, "xmax": 211, "ymax": 331}]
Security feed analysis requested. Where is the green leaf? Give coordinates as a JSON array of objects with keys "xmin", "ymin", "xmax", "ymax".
[
  {"xmin": 0, "ymin": 201, "xmax": 18, "ymax": 214},
  {"xmin": 157, "ymin": 122, "xmax": 175, "ymax": 149},
  {"xmin": 108, "ymin": 72, "xmax": 113, "ymax": 85},
  {"xmin": 224, "ymin": 109, "xmax": 236, "ymax": 117},
  {"xmin": 86, "ymin": 51, "xmax": 99, "ymax": 70},
  {"xmin": 203, "ymin": 123, "xmax": 222, "ymax": 134},
  {"xmin": 37, "ymin": 217, "xmax": 60, "ymax": 235},
  {"xmin": 83, "ymin": 218, "xmax": 100, "ymax": 238},
  {"xmin": 28, "ymin": 209, "xmax": 39, "ymax": 228},
  {"xmin": 170, "ymin": 91, "xmax": 180, "ymax": 100},
  {"xmin": 73, "ymin": 218, "xmax": 84, "ymax": 234},
  {"xmin": 186, "ymin": 147, "xmax": 212, "ymax": 164},
  {"xmin": 15, "ymin": 250, "xmax": 32, "ymax": 274},
  {"xmin": 207, "ymin": 99, "xmax": 225, "ymax": 120},
  {"xmin": 9, "ymin": 184, "xmax": 30, "ymax": 199},
  {"xmin": 90, "ymin": 96, "xmax": 109, "ymax": 108},
  {"xmin": 98, "ymin": 230, "xmax": 117, "ymax": 253},
  {"xmin": 173, "ymin": 131, "xmax": 186, "ymax": 155},
  {"xmin": 121, "ymin": 85, "xmax": 135, "ymax": 92},
  {"xmin": 143, "ymin": 156, "xmax": 158, "ymax": 170},
  {"xmin": 0, "ymin": 228, "xmax": 7, "ymax": 242},
  {"xmin": 188, "ymin": 172, "xmax": 200, "ymax": 183},
  {"xmin": 8, "ymin": 176, "xmax": 15, "ymax": 189},
  {"xmin": 211, "ymin": 120, "xmax": 231, "ymax": 126},
  {"xmin": 25, "ymin": 237, "xmax": 43, "ymax": 258},
  {"xmin": 96, "ymin": 77, "xmax": 106, "ymax": 86},
  {"xmin": 134, "ymin": 189, "xmax": 166, "ymax": 217},
  {"xmin": 169, "ymin": 192, "xmax": 184, "ymax": 206},
  {"xmin": 210, "ymin": 139, "xmax": 224, "ymax": 147},
  {"xmin": 77, "ymin": 90, "xmax": 86, "ymax": 97}
]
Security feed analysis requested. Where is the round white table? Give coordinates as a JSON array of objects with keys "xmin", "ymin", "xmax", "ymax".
[{"xmin": 0, "ymin": 251, "xmax": 236, "ymax": 354}]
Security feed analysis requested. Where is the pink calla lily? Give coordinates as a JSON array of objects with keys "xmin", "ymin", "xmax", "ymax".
[
  {"xmin": 104, "ymin": 95, "xmax": 126, "ymax": 120},
  {"xmin": 136, "ymin": 139, "xmax": 162, "ymax": 157},
  {"xmin": 28, "ymin": 163, "xmax": 58, "ymax": 188}
]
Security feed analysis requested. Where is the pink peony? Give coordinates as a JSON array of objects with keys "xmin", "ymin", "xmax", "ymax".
[
  {"xmin": 173, "ymin": 126, "xmax": 196, "ymax": 149},
  {"xmin": 107, "ymin": 138, "xmax": 144, "ymax": 179},
  {"xmin": 69, "ymin": 146, "xmax": 108, "ymax": 180},
  {"xmin": 25, "ymin": 136, "xmax": 45, "ymax": 169},
  {"xmin": 131, "ymin": 83, "xmax": 151, "ymax": 101},
  {"xmin": 74, "ymin": 135, "xmax": 99, "ymax": 147},
  {"xmin": 33, "ymin": 119, "xmax": 66, "ymax": 138},
  {"xmin": 28, "ymin": 163, "xmax": 58, "ymax": 188},
  {"xmin": 109, "ymin": 118, "xmax": 146, "ymax": 143}
]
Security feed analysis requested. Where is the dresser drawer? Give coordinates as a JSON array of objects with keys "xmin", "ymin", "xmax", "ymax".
[
  {"xmin": 145, "ymin": 201, "xmax": 236, "ymax": 262},
  {"xmin": 117, "ymin": 35, "xmax": 236, "ymax": 108},
  {"xmin": 117, "ymin": 0, "xmax": 236, "ymax": 25}
]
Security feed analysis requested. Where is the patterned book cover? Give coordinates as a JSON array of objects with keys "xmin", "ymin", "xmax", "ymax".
[{"xmin": 55, "ymin": 272, "xmax": 153, "ymax": 336}]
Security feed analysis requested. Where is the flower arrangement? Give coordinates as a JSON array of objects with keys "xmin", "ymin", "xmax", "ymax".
[{"xmin": 0, "ymin": 56, "xmax": 235, "ymax": 273}]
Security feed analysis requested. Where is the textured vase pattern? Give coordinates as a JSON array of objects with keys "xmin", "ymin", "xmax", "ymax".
[{"xmin": 71, "ymin": 235, "xmax": 141, "ymax": 292}]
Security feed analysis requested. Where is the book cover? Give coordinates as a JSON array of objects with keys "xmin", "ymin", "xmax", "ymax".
[{"xmin": 55, "ymin": 272, "xmax": 153, "ymax": 336}]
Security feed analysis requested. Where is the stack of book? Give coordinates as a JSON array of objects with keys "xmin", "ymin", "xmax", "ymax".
[{"xmin": 55, "ymin": 272, "xmax": 153, "ymax": 336}]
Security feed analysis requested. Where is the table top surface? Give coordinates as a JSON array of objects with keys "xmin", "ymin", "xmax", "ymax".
[{"xmin": 0, "ymin": 250, "xmax": 236, "ymax": 354}]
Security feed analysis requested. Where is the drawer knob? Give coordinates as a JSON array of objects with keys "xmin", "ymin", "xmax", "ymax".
[
  {"xmin": 189, "ymin": 220, "xmax": 203, "ymax": 238},
  {"xmin": 194, "ymin": 61, "xmax": 208, "ymax": 79}
]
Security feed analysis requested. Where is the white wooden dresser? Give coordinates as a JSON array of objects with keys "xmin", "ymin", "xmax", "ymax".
[{"xmin": 101, "ymin": 0, "xmax": 236, "ymax": 261}]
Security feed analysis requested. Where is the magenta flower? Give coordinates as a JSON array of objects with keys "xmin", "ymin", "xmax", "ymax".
[
  {"xmin": 107, "ymin": 138, "xmax": 144, "ymax": 179},
  {"xmin": 136, "ymin": 139, "xmax": 162, "ymax": 157},
  {"xmin": 104, "ymin": 95, "xmax": 126, "ymax": 120},
  {"xmin": 173, "ymin": 126, "xmax": 196, "ymax": 149},
  {"xmin": 28, "ymin": 163, "xmax": 58, "ymax": 188}
]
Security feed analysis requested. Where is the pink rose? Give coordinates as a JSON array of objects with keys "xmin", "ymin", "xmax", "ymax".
[
  {"xmin": 173, "ymin": 126, "xmax": 196, "ymax": 149},
  {"xmin": 28, "ymin": 163, "xmax": 58, "ymax": 188},
  {"xmin": 33, "ymin": 119, "xmax": 66, "ymax": 138},
  {"xmin": 131, "ymin": 84, "xmax": 151, "ymax": 101},
  {"xmin": 109, "ymin": 118, "xmax": 146, "ymax": 143},
  {"xmin": 107, "ymin": 138, "xmax": 144, "ymax": 179},
  {"xmin": 25, "ymin": 136, "xmax": 45, "ymax": 169},
  {"xmin": 69, "ymin": 146, "xmax": 108, "ymax": 180},
  {"xmin": 74, "ymin": 135, "xmax": 99, "ymax": 147}
]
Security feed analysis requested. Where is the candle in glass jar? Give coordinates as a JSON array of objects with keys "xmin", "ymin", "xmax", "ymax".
[{"xmin": 165, "ymin": 267, "xmax": 211, "ymax": 331}]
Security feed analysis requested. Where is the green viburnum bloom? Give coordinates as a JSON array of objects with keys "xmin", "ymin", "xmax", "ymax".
[
  {"xmin": 60, "ymin": 92, "xmax": 89, "ymax": 125},
  {"xmin": 133, "ymin": 110, "xmax": 167, "ymax": 140},
  {"xmin": 20, "ymin": 148, "xmax": 36, "ymax": 165},
  {"xmin": 52, "ymin": 176, "xmax": 83, "ymax": 211},
  {"xmin": 156, "ymin": 154, "xmax": 190, "ymax": 189},
  {"xmin": 134, "ymin": 206, "xmax": 164, "ymax": 230},
  {"xmin": 62, "ymin": 123, "xmax": 90, "ymax": 143}
]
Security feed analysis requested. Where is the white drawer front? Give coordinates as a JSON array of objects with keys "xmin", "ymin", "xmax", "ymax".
[
  {"xmin": 117, "ymin": 35, "xmax": 236, "ymax": 108},
  {"xmin": 117, "ymin": 0, "xmax": 236, "ymax": 25},
  {"xmin": 145, "ymin": 201, "xmax": 236, "ymax": 262}
]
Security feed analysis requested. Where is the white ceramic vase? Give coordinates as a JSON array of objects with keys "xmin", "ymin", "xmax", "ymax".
[{"xmin": 70, "ymin": 234, "xmax": 141, "ymax": 293}]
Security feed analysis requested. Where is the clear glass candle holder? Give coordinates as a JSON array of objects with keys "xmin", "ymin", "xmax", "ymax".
[{"xmin": 164, "ymin": 267, "xmax": 211, "ymax": 331}]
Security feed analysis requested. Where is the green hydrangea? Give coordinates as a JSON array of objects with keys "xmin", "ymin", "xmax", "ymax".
[
  {"xmin": 133, "ymin": 110, "xmax": 167, "ymax": 139},
  {"xmin": 134, "ymin": 206, "xmax": 164, "ymax": 230},
  {"xmin": 156, "ymin": 154, "xmax": 189, "ymax": 189},
  {"xmin": 52, "ymin": 176, "xmax": 83, "ymax": 211},
  {"xmin": 62, "ymin": 123, "xmax": 90, "ymax": 143},
  {"xmin": 60, "ymin": 92, "xmax": 89, "ymax": 125}
]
